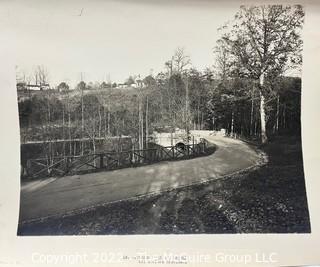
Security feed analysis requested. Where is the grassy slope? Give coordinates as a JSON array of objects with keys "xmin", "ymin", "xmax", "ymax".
[{"xmin": 18, "ymin": 135, "xmax": 310, "ymax": 235}]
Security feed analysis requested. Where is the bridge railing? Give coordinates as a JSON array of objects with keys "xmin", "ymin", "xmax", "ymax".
[{"xmin": 24, "ymin": 140, "xmax": 212, "ymax": 179}]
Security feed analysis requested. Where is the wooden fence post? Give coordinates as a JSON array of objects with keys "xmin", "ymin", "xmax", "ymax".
[
  {"xmin": 100, "ymin": 154, "xmax": 104, "ymax": 168},
  {"xmin": 66, "ymin": 157, "xmax": 69, "ymax": 173}
]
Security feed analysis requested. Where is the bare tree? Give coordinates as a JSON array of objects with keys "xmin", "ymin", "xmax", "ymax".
[
  {"xmin": 34, "ymin": 65, "xmax": 49, "ymax": 87},
  {"xmin": 172, "ymin": 47, "xmax": 191, "ymax": 74},
  {"xmin": 214, "ymin": 39, "xmax": 231, "ymax": 81}
]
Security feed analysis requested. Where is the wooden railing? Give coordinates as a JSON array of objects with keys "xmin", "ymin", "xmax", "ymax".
[{"xmin": 24, "ymin": 140, "xmax": 212, "ymax": 179}]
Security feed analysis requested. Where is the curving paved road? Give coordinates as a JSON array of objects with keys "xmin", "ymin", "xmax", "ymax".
[{"xmin": 19, "ymin": 135, "xmax": 261, "ymax": 222}]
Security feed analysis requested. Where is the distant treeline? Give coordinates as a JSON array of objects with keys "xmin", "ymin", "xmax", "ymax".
[{"xmin": 18, "ymin": 73, "xmax": 301, "ymax": 145}]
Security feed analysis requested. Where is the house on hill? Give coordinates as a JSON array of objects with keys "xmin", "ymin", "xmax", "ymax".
[
  {"xmin": 131, "ymin": 75, "xmax": 145, "ymax": 88},
  {"xmin": 16, "ymin": 83, "xmax": 50, "ymax": 91},
  {"xmin": 116, "ymin": 83, "xmax": 127, "ymax": 89}
]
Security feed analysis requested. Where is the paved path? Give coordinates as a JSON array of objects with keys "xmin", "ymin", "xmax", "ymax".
[{"xmin": 19, "ymin": 135, "xmax": 261, "ymax": 222}]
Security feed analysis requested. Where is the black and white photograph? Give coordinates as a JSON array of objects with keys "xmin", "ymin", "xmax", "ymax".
[{"xmin": 11, "ymin": 1, "xmax": 310, "ymax": 235}]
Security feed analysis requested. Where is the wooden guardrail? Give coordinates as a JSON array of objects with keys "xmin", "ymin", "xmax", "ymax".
[{"xmin": 24, "ymin": 139, "xmax": 212, "ymax": 179}]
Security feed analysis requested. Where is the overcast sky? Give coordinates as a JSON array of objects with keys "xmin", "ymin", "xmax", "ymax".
[{"xmin": 0, "ymin": 0, "xmax": 240, "ymax": 87}]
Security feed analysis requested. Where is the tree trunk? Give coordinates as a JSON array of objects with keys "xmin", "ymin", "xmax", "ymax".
[
  {"xmin": 201, "ymin": 112, "xmax": 204, "ymax": 130},
  {"xmin": 62, "ymin": 106, "xmax": 65, "ymax": 156},
  {"xmin": 141, "ymin": 103, "xmax": 144, "ymax": 150},
  {"xmin": 259, "ymin": 72, "xmax": 268, "ymax": 144},
  {"xmin": 145, "ymin": 96, "xmax": 148, "ymax": 149},
  {"xmin": 138, "ymin": 100, "xmax": 142, "ymax": 150},
  {"xmin": 92, "ymin": 138, "xmax": 96, "ymax": 167},
  {"xmin": 104, "ymin": 106, "xmax": 107, "ymax": 138},
  {"xmin": 254, "ymin": 119, "xmax": 258, "ymax": 137},
  {"xmin": 68, "ymin": 111, "xmax": 71, "ymax": 155},
  {"xmin": 73, "ymin": 141, "xmax": 76, "ymax": 156},
  {"xmin": 283, "ymin": 104, "xmax": 286, "ymax": 130},
  {"xmin": 98, "ymin": 107, "xmax": 102, "ymax": 138},
  {"xmin": 185, "ymin": 77, "xmax": 190, "ymax": 143},
  {"xmin": 107, "ymin": 108, "xmax": 111, "ymax": 136},
  {"xmin": 231, "ymin": 111, "xmax": 235, "ymax": 137},
  {"xmin": 81, "ymin": 88, "xmax": 84, "ymax": 155},
  {"xmin": 197, "ymin": 102, "xmax": 200, "ymax": 130},
  {"xmin": 275, "ymin": 94, "xmax": 280, "ymax": 134},
  {"xmin": 47, "ymin": 98, "xmax": 51, "ymax": 124},
  {"xmin": 250, "ymin": 89, "xmax": 254, "ymax": 136}
]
